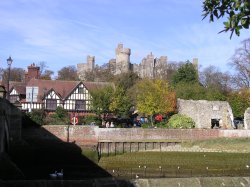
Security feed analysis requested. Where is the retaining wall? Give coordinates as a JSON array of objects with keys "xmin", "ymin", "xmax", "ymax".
[{"xmin": 23, "ymin": 126, "xmax": 250, "ymax": 146}]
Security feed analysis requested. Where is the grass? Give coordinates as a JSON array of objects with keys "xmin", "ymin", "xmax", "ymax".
[
  {"xmin": 182, "ymin": 138, "xmax": 250, "ymax": 152},
  {"xmin": 98, "ymin": 150, "xmax": 250, "ymax": 178}
]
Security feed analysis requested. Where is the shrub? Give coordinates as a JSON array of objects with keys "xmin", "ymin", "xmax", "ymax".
[
  {"xmin": 27, "ymin": 109, "xmax": 46, "ymax": 126},
  {"xmin": 46, "ymin": 106, "xmax": 70, "ymax": 125},
  {"xmin": 80, "ymin": 115, "xmax": 102, "ymax": 126},
  {"xmin": 167, "ymin": 114, "xmax": 195, "ymax": 129}
]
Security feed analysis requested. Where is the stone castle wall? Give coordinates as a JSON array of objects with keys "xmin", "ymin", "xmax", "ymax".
[{"xmin": 77, "ymin": 55, "xmax": 95, "ymax": 80}]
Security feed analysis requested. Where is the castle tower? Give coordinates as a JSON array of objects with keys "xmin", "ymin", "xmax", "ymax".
[
  {"xmin": 115, "ymin": 43, "xmax": 131, "ymax": 75},
  {"xmin": 87, "ymin": 55, "xmax": 95, "ymax": 70},
  {"xmin": 77, "ymin": 55, "xmax": 95, "ymax": 80}
]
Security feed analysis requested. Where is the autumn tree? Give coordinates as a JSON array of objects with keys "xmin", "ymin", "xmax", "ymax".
[
  {"xmin": 229, "ymin": 38, "xmax": 250, "ymax": 89},
  {"xmin": 202, "ymin": 0, "xmax": 250, "ymax": 38},
  {"xmin": 57, "ymin": 66, "xmax": 78, "ymax": 81},
  {"xmin": 134, "ymin": 79, "xmax": 176, "ymax": 124}
]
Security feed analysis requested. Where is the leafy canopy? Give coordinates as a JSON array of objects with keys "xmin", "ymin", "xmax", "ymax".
[
  {"xmin": 172, "ymin": 62, "xmax": 198, "ymax": 85},
  {"xmin": 90, "ymin": 86, "xmax": 114, "ymax": 116},
  {"xmin": 109, "ymin": 86, "xmax": 131, "ymax": 117},
  {"xmin": 203, "ymin": 0, "xmax": 250, "ymax": 38},
  {"xmin": 135, "ymin": 79, "xmax": 176, "ymax": 117}
]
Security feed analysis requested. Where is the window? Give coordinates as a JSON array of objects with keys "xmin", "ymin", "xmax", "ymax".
[
  {"xmin": 78, "ymin": 87, "xmax": 84, "ymax": 94},
  {"xmin": 75, "ymin": 100, "xmax": 85, "ymax": 110},
  {"xmin": 46, "ymin": 99, "xmax": 57, "ymax": 110}
]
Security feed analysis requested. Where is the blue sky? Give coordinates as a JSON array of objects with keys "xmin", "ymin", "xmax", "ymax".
[{"xmin": 0, "ymin": 0, "xmax": 249, "ymax": 76}]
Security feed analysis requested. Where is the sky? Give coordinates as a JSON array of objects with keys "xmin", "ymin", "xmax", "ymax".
[{"xmin": 0, "ymin": 0, "xmax": 249, "ymax": 76}]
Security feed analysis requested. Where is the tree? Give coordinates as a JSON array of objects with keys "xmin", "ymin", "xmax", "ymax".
[
  {"xmin": 40, "ymin": 70, "xmax": 54, "ymax": 80},
  {"xmin": 1, "ymin": 67, "xmax": 25, "ymax": 82},
  {"xmin": 57, "ymin": 66, "xmax": 78, "ymax": 81},
  {"xmin": 38, "ymin": 61, "xmax": 54, "ymax": 80},
  {"xmin": 172, "ymin": 61, "xmax": 199, "ymax": 85},
  {"xmin": 227, "ymin": 89, "xmax": 250, "ymax": 119},
  {"xmin": 84, "ymin": 63, "xmax": 114, "ymax": 82},
  {"xmin": 114, "ymin": 71, "xmax": 140, "ymax": 91},
  {"xmin": 134, "ymin": 79, "xmax": 176, "ymax": 124},
  {"xmin": 229, "ymin": 38, "xmax": 250, "ymax": 89},
  {"xmin": 175, "ymin": 82, "xmax": 226, "ymax": 101},
  {"xmin": 90, "ymin": 86, "xmax": 114, "ymax": 119},
  {"xmin": 109, "ymin": 86, "xmax": 131, "ymax": 117},
  {"xmin": 202, "ymin": 0, "xmax": 250, "ymax": 38},
  {"xmin": 200, "ymin": 65, "xmax": 232, "ymax": 95}
]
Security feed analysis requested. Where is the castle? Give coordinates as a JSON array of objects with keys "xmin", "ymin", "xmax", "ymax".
[{"xmin": 77, "ymin": 43, "xmax": 198, "ymax": 80}]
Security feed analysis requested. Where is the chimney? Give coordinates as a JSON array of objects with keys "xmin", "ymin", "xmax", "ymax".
[{"xmin": 25, "ymin": 63, "xmax": 40, "ymax": 83}]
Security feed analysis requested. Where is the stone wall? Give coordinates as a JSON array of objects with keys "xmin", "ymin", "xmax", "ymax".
[
  {"xmin": 244, "ymin": 107, "xmax": 250, "ymax": 130},
  {"xmin": 177, "ymin": 99, "xmax": 234, "ymax": 129}
]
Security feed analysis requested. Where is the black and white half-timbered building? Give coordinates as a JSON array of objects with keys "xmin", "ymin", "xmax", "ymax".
[
  {"xmin": 3, "ymin": 64, "xmax": 111, "ymax": 115},
  {"xmin": 20, "ymin": 78, "xmax": 111, "ymax": 114}
]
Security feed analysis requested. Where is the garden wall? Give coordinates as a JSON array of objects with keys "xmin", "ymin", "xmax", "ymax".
[{"xmin": 22, "ymin": 126, "xmax": 250, "ymax": 146}]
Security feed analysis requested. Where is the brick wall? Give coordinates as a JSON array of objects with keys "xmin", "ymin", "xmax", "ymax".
[{"xmin": 23, "ymin": 126, "xmax": 250, "ymax": 146}]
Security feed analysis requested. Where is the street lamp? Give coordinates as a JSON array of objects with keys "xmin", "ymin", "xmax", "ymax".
[{"xmin": 6, "ymin": 56, "xmax": 13, "ymax": 100}]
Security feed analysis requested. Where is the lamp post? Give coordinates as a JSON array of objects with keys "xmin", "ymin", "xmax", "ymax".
[{"xmin": 6, "ymin": 56, "xmax": 13, "ymax": 100}]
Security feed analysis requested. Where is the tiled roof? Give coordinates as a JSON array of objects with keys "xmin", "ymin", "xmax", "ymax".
[{"xmin": 26, "ymin": 78, "xmax": 113, "ymax": 102}]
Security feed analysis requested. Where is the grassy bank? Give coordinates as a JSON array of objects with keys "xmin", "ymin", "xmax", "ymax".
[
  {"xmin": 182, "ymin": 138, "xmax": 250, "ymax": 152},
  {"xmin": 96, "ymin": 138, "xmax": 250, "ymax": 178},
  {"xmin": 98, "ymin": 151, "xmax": 250, "ymax": 178}
]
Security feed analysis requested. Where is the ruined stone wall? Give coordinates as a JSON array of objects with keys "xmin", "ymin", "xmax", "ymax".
[
  {"xmin": 244, "ymin": 107, "xmax": 250, "ymax": 129},
  {"xmin": 177, "ymin": 99, "xmax": 234, "ymax": 129}
]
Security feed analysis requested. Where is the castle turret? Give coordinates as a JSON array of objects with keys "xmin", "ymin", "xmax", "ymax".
[
  {"xmin": 77, "ymin": 55, "xmax": 95, "ymax": 80},
  {"xmin": 115, "ymin": 43, "xmax": 131, "ymax": 75}
]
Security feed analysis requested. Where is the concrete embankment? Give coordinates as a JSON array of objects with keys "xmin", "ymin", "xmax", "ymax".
[{"xmin": 1, "ymin": 177, "xmax": 250, "ymax": 187}]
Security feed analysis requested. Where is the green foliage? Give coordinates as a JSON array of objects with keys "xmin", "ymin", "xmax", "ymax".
[
  {"xmin": 57, "ymin": 65, "xmax": 78, "ymax": 81},
  {"xmin": 46, "ymin": 106, "xmax": 70, "ymax": 125},
  {"xmin": 175, "ymin": 82, "xmax": 226, "ymax": 101},
  {"xmin": 114, "ymin": 71, "xmax": 140, "ymax": 91},
  {"xmin": 79, "ymin": 115, "xmax": 102, "ymax": 126},
  {"xmin": 135, "ymin": 79, "xmax": 176, "ymax": 118},
  {"xmin": 167, "ymin": 114, "xmax": 195, "ymax": 129},
  {"xmin": 203, "ymin": 0, "xmax": 250, "ymax": 38},
  {"xmin": 141, "ymin": 123, "xmax": 153, "ymax": 128},
  {"xmin": 27, "ymin": 109, "xmax": 46, "ymax": 126},
  {"xmin": 90, "ymin": 86, "xmax": 114, "ymax": 116},
  {"xmin": 172, "ymin": 62, "xmax": 199, "ymax": 85},
  {"xmin": 227, "ymin": 89, "xmax": 250, "ymax": 119},
  {"xmin": 109, "ymin": 86, "xmax": 132, "ymax": 117}
]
